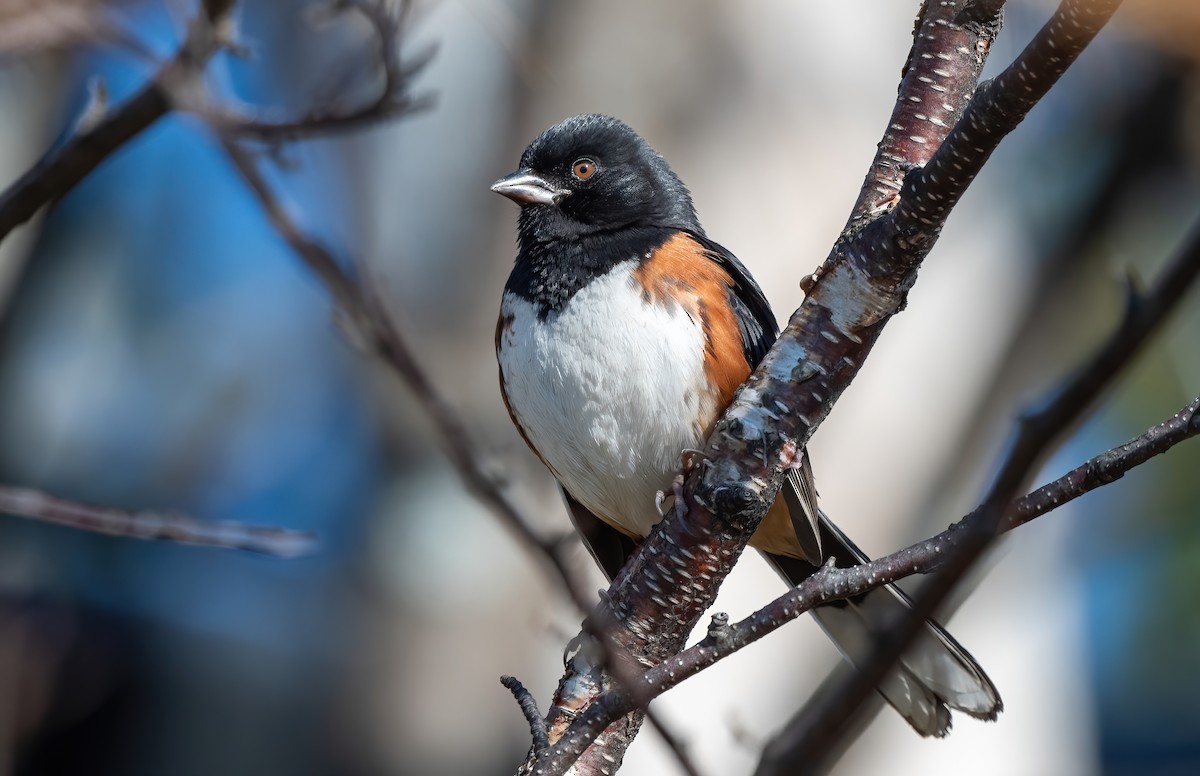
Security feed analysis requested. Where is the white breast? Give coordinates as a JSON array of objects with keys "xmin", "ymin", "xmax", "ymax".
[{"xmin": 498, "ymin": 261, "xmax": 714, "ymax": 538}]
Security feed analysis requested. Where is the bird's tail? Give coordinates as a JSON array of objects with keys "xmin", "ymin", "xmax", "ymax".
[{"xmin": 763, "ymin": 513, "xmax": 1001, "ymax": 737}]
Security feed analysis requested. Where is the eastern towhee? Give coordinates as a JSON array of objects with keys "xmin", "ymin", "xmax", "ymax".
[{"xmin": 492, "ymin": 114, "xmax": 1001, "ymax": 736}]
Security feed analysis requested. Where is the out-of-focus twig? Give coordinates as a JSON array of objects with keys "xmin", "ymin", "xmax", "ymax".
[
  {"xmin": 0, "ymin": 484, "xmax": 317, "ymax": 556},
  {"xmin": 195, "ymin": 0, "xmax": 436, "ymax": 141},
  {"xmin": 0, "ymin": 0, "xmax": 440, "ymax": 564},
  {"xmin": 217, "ymin": 138, "xmax": 599, "ymax": 613},
  {"xmin": 0, "ymin": 0, "xmax": 236, "ymax": 246},
  {"xmin": 0, "ymin": 0, "xmax": 150, "ymax": 58},
  {"xmin": 0, "ymin": 0, "xmax": 433, "ymax": 250}
]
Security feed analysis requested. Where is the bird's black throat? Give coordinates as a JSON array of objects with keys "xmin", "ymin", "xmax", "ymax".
[{"xmin": 504, "ymin": 224, "xmax": 674, "ymax": 319}]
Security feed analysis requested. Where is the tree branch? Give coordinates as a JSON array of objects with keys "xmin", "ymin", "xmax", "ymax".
[
  {"xmin": 890, "ymin": 0, "xmax": 1124, "ymax": 249},
  {"xmin": 0, "ymin": 0, "xmax": 433, "ymax": 251},
  {"xmin": 758, "ymin": 207, "xmax": 1196, "ymax": 773},
  {"xmin": 527, "ymin": 1, "xmax": 1126, "ymax": 772},
  {"xmin": 216, "ymin": 139, "xmax": 602, "ymax": 615},
  {"xmin": 0, "ymin": 484, "xmax": 316, "ymax": 556},
  {"xmin": 531, "ymin": 198, "xmax": 1192, "ymax": 776},
  {"xmin": 0, "ymin": 0, "xmax": 447, "ymax": 565},
  {"xmin": 548, "ymin": 389, "xmax": 1200, "ymax": 765},
  {"xmin": 0, "ymin": 0, "xmax": 236, "ymax": 245},
  {"xmin": 196, "ymin": 0, "xmax": 436, "ymax": 141}
]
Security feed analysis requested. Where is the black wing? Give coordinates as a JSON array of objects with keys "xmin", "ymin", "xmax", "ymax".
[
  {"xmin": 561, "ymin": 489, "xmax": 639, "ymax": 582},
  {"xmin": 686, "ymin": 231, "xmax": 779, "ymax": 368}
]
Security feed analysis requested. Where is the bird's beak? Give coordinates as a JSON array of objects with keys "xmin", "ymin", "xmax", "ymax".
[{"xmin": 491, "ymin": 170, "xmax": 568, "ymax": 206}]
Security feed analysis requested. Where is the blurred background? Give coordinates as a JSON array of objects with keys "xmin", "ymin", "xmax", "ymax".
[{"xmin": 0, "ymin": 1, "xmax": 1198, "ymax": 774}]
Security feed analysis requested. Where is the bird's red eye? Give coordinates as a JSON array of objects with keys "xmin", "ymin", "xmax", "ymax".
[{"xmin": 572, "ymin": 158, "xmax": 597, "ymax": 180}]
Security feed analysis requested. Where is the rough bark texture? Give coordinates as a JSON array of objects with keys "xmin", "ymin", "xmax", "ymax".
[
  {"xmin": 524, "ymin": 1, "xmax": 1126, "ymax": 773},
  {"xmin": 525, "ymin": 3, "xmax": 1000, "ymax": 773}
]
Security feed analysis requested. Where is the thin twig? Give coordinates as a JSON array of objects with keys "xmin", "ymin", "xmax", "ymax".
[
  {"xmin": 199, "ymin": 0, "xmax": 436, "ymax": 141},
  {"xmin": 0, "ymin": 484, "xmax": 317, "ymax": 557},
  {"xmin": 502, "ymin": 675, "xmax": 550, "ymax": 755},
  {"xmin": 217, "ymin": 138, "xmax": 599, "ymax": 615},
  {"xmin": 644, "ymin": 706, "xmax": 706, "ymax": 776},
  {"xmin": 674, "ymin": 394, "xmax": 1200, "ymax": 692}
]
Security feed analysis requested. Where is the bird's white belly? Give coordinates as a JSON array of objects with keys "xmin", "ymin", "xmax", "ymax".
[{"xmin": 497, "ymin": 262, "xmax": 714, "ymax": 538}]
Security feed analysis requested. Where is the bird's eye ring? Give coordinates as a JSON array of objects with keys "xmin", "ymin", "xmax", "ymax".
[{"xmin": 571, "ymin": 158, "xmax": 597, "ymax": 181}]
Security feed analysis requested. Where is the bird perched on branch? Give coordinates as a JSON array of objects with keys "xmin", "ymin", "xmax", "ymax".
[{"xmin": 492, "ymin": 114, "xmax": 1000, "ymax": 736}]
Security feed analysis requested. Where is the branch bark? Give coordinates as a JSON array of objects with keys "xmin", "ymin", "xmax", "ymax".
[
  {"xmin": 757, "ymin": 208, "xmax": 1197, "ymax": 773},
  {"xmin": 0, "ymin": 484, "xmax": 316, "ymax": 556},
  {"xmin": 526, "ymin": 1, "xmax": 1125, "ymax": 772},
  {"xmin": 534, "ymin": 197, "xmax": 1193, "ymax": 776},
  {"xmin": 548, "ymin": 389, "xmax": 1200, "ymax": 764}
]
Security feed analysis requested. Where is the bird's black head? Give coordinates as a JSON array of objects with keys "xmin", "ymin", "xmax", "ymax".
[{"xmin": 492, "ymin": 115, "xmax": 701, "ymax": 249}]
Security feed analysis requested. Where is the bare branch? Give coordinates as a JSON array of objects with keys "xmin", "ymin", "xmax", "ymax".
[
  {"xmin": 528, "ymin": 2, "xmax": 1129, "ymax": 772},
  {"xmin": 0, "ymin": 484, "xmax": 317, "ymax": 556},
  {"xmin": 762, "ymin": 210, "xmax": 1198, "ymax": 770},
  {"xmin": 0, "ymin": 0, "xmax": 435, "ymax": 253},
  {"xmin": 891, "ymin": 0, "xmax": 1123, "ymax": 246},
  {"xmin": 216, "ymin": 138, "xmax": 600, "ymax": 616},
  {"xmin": 525, "ymin": 3, "xmax": 999, "ymax": 770},
  {"xmin": 525, "ymin": 338, "xmax": 1200, "ymax": 774},
  {"xmin": 665, "ymin": 389, "xmax": 1200, "ymax": 688},
  {"xmin": 0, "ymin": 0, "xmax": 236, "ymax": 245},
  {"xmin": 198, "ymin": 0, "xmax": 436, "ymax": 141},
  {"xmin": 548, "ymin": 389, "xmax": 1200, "ymax": 758}
]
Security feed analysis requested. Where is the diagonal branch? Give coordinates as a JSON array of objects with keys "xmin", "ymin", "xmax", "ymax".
[
  {"xmin": 217, "ymin": 137, "xmax": 598, "ymax": 614},
  {"xmin": 890, "ymin": 0, "xmax": 1125, "ymax": 249},
  {"xmin": 528, "ymin": 1, "xmax": 1126, "ymax": 773},
  {"xmin": 0, "ymin": 484, "xmax": 316, "ymax": 556},
  {"xmin": 759, "ymin": 207, "xmax": 1197, "ymax": 772},
  {"xmin": 0, "ymin": 0, "xmax": 236, "ymax": 245},
  {"xmin": 551, "ymin": 390, "xmax": 1200, "ymax": 760},
  {"xmin": 523, "ymin": 214, "xmax": 1200, "ymax": 766}
]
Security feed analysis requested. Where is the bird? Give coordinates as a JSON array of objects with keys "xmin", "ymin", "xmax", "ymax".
[{"xmin": 491, "ymin": 114, "xmax": 1001, "ymax": 737}]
